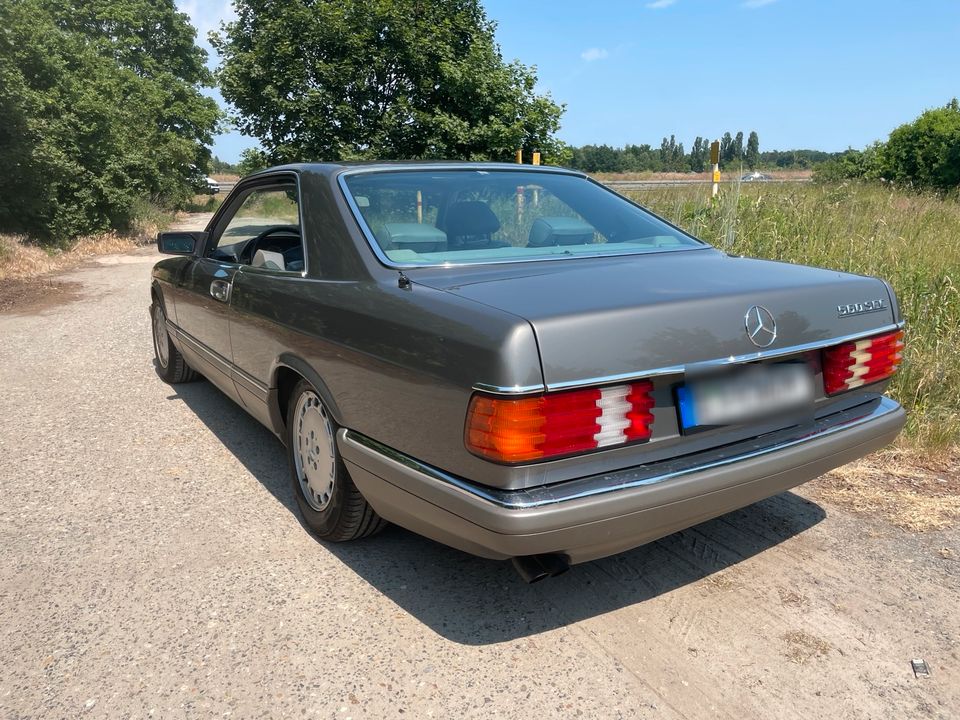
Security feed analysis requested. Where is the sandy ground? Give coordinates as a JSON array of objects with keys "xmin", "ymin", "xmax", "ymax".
[{"xmin": 0, "ymin": 218, "xmax": 957, "ymax": 718}]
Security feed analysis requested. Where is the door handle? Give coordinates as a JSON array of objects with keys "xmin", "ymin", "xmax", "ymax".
[{"xmin": 209, "ymin": 279, "xmax": 232, "ymax": 303}]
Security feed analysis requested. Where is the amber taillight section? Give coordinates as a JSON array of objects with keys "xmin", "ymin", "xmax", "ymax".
[
  {"xmin": 821, "ymin": 329, "xmax": 904, "ymax": 395},
  {"xmin": 465, "ymin": 381, "xmax": 655, "ymax": 463}
]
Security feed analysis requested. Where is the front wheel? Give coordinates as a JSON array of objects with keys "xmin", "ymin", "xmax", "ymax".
[
  {"xmin": 286, "ymin": 379, "xmax": 386, "ymax": 541},
  {"xmin": 151, "ymin": 299, "xmax": 198, "ymax": 384}
]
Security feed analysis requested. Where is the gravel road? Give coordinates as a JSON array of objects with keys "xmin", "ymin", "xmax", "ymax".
[{"xmin": 1, "ymin": 220, "xmax": 957, "ymax": 719}]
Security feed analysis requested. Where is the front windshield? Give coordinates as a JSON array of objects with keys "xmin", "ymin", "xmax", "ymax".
[{"xmin": 342, "ymin": 169, "xmax": 704, "ymax": 266}]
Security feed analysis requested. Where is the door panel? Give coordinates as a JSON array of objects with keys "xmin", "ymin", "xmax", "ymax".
[{"xmin": 173, "ymin": 258, "xmax": 242, "ymax": 398}]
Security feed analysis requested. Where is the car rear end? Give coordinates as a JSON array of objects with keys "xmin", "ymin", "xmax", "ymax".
[
  {"xmin": 339, "ymin": 310, "xmax": 905, "ymax": 570},
  {"xmin": 333, "ymin": 165, "xmax": 907, "ymax": 573}
]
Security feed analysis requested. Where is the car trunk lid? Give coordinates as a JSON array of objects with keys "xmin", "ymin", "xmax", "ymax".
[{"xmin": 409, "ymin": 249, "xmax": 897, "ymax": 389}]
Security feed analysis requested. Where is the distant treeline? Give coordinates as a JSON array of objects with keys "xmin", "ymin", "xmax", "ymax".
[{"xmin": 570, "ymin": 131, "xmax": 834, "ymax": 174}]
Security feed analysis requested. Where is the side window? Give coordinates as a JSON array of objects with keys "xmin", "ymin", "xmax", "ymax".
[{"xmin": 209, "ymin": 184, "xmax": 304, "ymax": 272}]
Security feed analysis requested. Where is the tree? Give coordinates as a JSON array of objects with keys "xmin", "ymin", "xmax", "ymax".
[
  {"xmin": 733, "ymin": 131, "xmax": 744, "ymax": 162},
  {"xmin": 746, "ymin": 131, "xmax": 760, "ymax": 169},
  {"xmin": 720, "ymin": 132, "xmax": 734, "ymax": 165},
  {"xmin": 213, "ymin": 0, "xmax": 567, "ymax": 164},
  {"xmin": 237, "ymin": 148, "xmax": 269, "ymax": 177},
  {"xmin": 881, "ymin": 99, "xmax": 960, "ymax": 191},
  {"xmin": 689, "ymin": 137, "xmax": 705, "ymax": 172},
  {"xmin": 0, "ymin": 0, "xmax": 220, "ymax": 243}
]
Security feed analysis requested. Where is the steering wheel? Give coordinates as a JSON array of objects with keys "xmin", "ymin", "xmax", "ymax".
[{"xmin": 239, "ymin": 225, "xmax": 301, "ymax": 265}]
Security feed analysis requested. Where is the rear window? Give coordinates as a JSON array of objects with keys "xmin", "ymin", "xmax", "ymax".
[{"xmin": 341, "ymin": 169, "xmax": 703, "ymax": 267}]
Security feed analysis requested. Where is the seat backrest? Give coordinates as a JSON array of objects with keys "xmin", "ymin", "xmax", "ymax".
[
  {"xmin": 444, "ymin": 201, "xmax": 501, "ymax": 248},
  {"xmin": 252, "ymin": 249, "xmax": 286, "ymax": 270}
]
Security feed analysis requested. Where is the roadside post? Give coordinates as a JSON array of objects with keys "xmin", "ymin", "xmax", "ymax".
[
  {"xmin": 531, "ymin": 151, "xmax": 541, "ymax": 207},
  {"xmin": 515, "ymin": 149, "xmax": 523, "ymax": 164},
  {"xmin": 710, "ymin": 140, "xmax": 721, "ymax": 198}
]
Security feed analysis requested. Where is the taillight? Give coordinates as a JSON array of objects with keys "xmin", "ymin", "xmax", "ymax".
[
  {"xmin": 465, "ymin": 381, "xmax": 655, "ymax": 463},
  {"xmin": 822, "ymin": 329, "xmax": 904, "ymax": 395}
]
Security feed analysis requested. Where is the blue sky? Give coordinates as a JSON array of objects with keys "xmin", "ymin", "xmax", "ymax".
[{"xmin": 177, "ymin": 0, "xmax": 960, "ymax": 163}]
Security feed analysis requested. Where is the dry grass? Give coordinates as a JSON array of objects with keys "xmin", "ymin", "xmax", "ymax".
[
  {"xmin": 812, "ymin": 449, "xmax": 960, "ymax": 532},
  {"xmin": 782, "ymin": 631, "xmax": 832, "ymax": 664},
  {"xmin": 0, "ymin": 233, "xmax": 140, "ymax": 281}
]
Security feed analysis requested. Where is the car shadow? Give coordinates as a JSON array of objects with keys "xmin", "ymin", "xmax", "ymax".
[{"xmin": 168, "ymin": 378, "xmax": 827, "ymax": 646}]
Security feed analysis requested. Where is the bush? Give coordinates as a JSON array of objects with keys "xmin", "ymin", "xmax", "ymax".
[{"xmin": 883, "ymin": 99, "xmax": 960, "ymax": 192}]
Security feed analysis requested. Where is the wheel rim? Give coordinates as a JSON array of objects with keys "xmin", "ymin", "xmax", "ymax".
[
  {"xmin": 152, "ymin": 304, "xmax": 169, "ymax": 369},
  {"xmin": 293, "ymin": 390, "xmax": 336, "ymax": 511}
]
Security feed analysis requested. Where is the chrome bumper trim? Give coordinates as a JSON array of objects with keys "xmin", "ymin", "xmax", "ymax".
[{"xmin": 344, "ymin": 396, "xmax": 901, "ymax": 510}]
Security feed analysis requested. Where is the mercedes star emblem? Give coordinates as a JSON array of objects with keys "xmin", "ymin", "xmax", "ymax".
[{"xmin": 745, "ymin": 305, "xmax": 777, "ymax": 348}]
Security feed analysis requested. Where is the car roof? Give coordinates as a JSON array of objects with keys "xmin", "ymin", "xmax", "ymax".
[{"xmin": 244, "ymin": 161, "xmax": 588, "ymax": 180}]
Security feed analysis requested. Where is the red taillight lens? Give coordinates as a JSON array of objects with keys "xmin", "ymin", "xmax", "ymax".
[
  {"xmin": 466, "ymin": 381, "xmax": 655, "ymax": 463},
  {"xmin": 822, "ymin": 329, "xmax": 904, "ymax": 395}
]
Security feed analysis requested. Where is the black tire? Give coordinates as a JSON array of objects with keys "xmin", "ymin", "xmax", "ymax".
[
  {"xmin": 151, "ymin": 298, "xmax": 198, "ymax": 384},
  {"xmin": 285, "ymin": 379, "xmax": 386, "ymax": 541}
]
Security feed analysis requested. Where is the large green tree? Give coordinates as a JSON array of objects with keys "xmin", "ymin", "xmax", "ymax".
[
  {"xmin": 212, "ymin": 0, "xmax": 567, "ymax": 164},
  {"xmin": 0, "ymin": 0, "xmax": 220, "ymax": 243}
]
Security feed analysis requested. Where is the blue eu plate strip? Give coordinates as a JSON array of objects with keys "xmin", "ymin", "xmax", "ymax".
[{"xmin": 676, "ymin": 385, "xmax": 698, "ymax": 429}]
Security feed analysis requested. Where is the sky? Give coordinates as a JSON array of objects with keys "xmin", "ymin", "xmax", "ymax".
[{"xmin": 176, "ymin": 0, "xmax": 960, "ymax": 164}]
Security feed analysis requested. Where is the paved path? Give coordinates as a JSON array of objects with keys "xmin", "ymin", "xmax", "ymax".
[{"xmin": 0, "ymin": 231, "xmax": 957, "ymax": 719}]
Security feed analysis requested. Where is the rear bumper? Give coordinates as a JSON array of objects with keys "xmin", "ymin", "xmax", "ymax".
[{"xmin": 338, "ymin": 397, "xmax": 905, "ymax": 564}]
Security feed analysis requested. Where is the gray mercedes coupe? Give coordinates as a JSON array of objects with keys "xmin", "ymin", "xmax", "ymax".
[{"xmin": 150, "ymin": 163, "xmax": 906, "ymax": 581}]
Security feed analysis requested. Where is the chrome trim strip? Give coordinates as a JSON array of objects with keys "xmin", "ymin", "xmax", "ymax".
[
  {"xmin": 335, "ymin": 171, "xmax": 708, "ymax": 271},
  {"xmin": 472, "ymin": 321, "xmax": 905, "ymax": 395},
  {"xmin": 471, "ymin": 382, "xmax": 546, "ymax": 396},
  {"xmin": 343, "ymin": 396, "xmax": 902, "ymax": 510},
  {"xmin": 169, "ymin": 323, "xmax": 232, "ymax": 377},
  {"xmin": 232, "ymin": 365, "xmax": 270, "ymax": 398},
  {"xmin": 167, "ymin": 323, "xmax": 270, "ymax": 395}
]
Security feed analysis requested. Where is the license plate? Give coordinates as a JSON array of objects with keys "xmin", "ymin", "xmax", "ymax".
[{"xmin": 676, "ymin": 363, "xmax": 815, "ymax": 430}]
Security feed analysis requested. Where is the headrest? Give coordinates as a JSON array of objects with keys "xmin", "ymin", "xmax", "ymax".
[
  {"xmin": 252, "ymin": 249, "xmax": 286, "ymax": 270},
  {"xmin": 381, "ymin": 223, "xmax": 447, "ymax": 253},
  {"xmin": 444, "ymin": 201, "xmax": 501, "ymax": 237},
  {"xmin": 528, "ymin": 216, "xmax": 595, "ymax": 247}
]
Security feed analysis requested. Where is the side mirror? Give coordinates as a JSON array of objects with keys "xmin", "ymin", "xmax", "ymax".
[{"xmin": 157, "ymin": 231, "xmax": 206, "ymax": 255}]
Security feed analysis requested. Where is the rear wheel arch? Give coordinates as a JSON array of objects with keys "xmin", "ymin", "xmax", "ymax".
[{"xmin": 269, "ymin": 356, "xmax": 344, "ymax": 438}]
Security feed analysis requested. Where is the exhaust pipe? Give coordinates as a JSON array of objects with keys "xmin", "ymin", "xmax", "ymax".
[{"xmin": 511, "ymin": 554, "xmax": 570, "ymax": 583}]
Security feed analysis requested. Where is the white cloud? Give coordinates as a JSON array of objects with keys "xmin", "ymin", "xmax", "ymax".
[
  {"xmin": 580, "ymin": 48, "xmax": 610, "ymax": 62},
  {"xmin": 176, "ymin": 0, "xmax": 236, "ymax": 54},
  {"xmin": 741, "ymin": 0, "xmax": 778, "ymax": 7},
  {"xmin": 645, "ymin": 0, "xmax": 678, "ymax": 9}
]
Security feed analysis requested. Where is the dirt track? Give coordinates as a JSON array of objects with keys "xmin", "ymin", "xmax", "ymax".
[{"xmin": 0, "ymin": 218, "xmax": 957, "ymax": 718}]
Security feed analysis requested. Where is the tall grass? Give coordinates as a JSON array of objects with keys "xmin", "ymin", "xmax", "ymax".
[{"xmin": 624, "ymin": 182, "xmax": 960, "ymax": 452}]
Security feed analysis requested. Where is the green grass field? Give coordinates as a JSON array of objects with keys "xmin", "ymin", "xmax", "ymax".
[{"xmin": 623, "ymin": 181, "xmax": 960, "ymax": 453}]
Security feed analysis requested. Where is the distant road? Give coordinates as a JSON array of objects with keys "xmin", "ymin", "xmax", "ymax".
[{"xmin": 603, "ymin": 177, "xmax": 813, "ymax": 190}]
